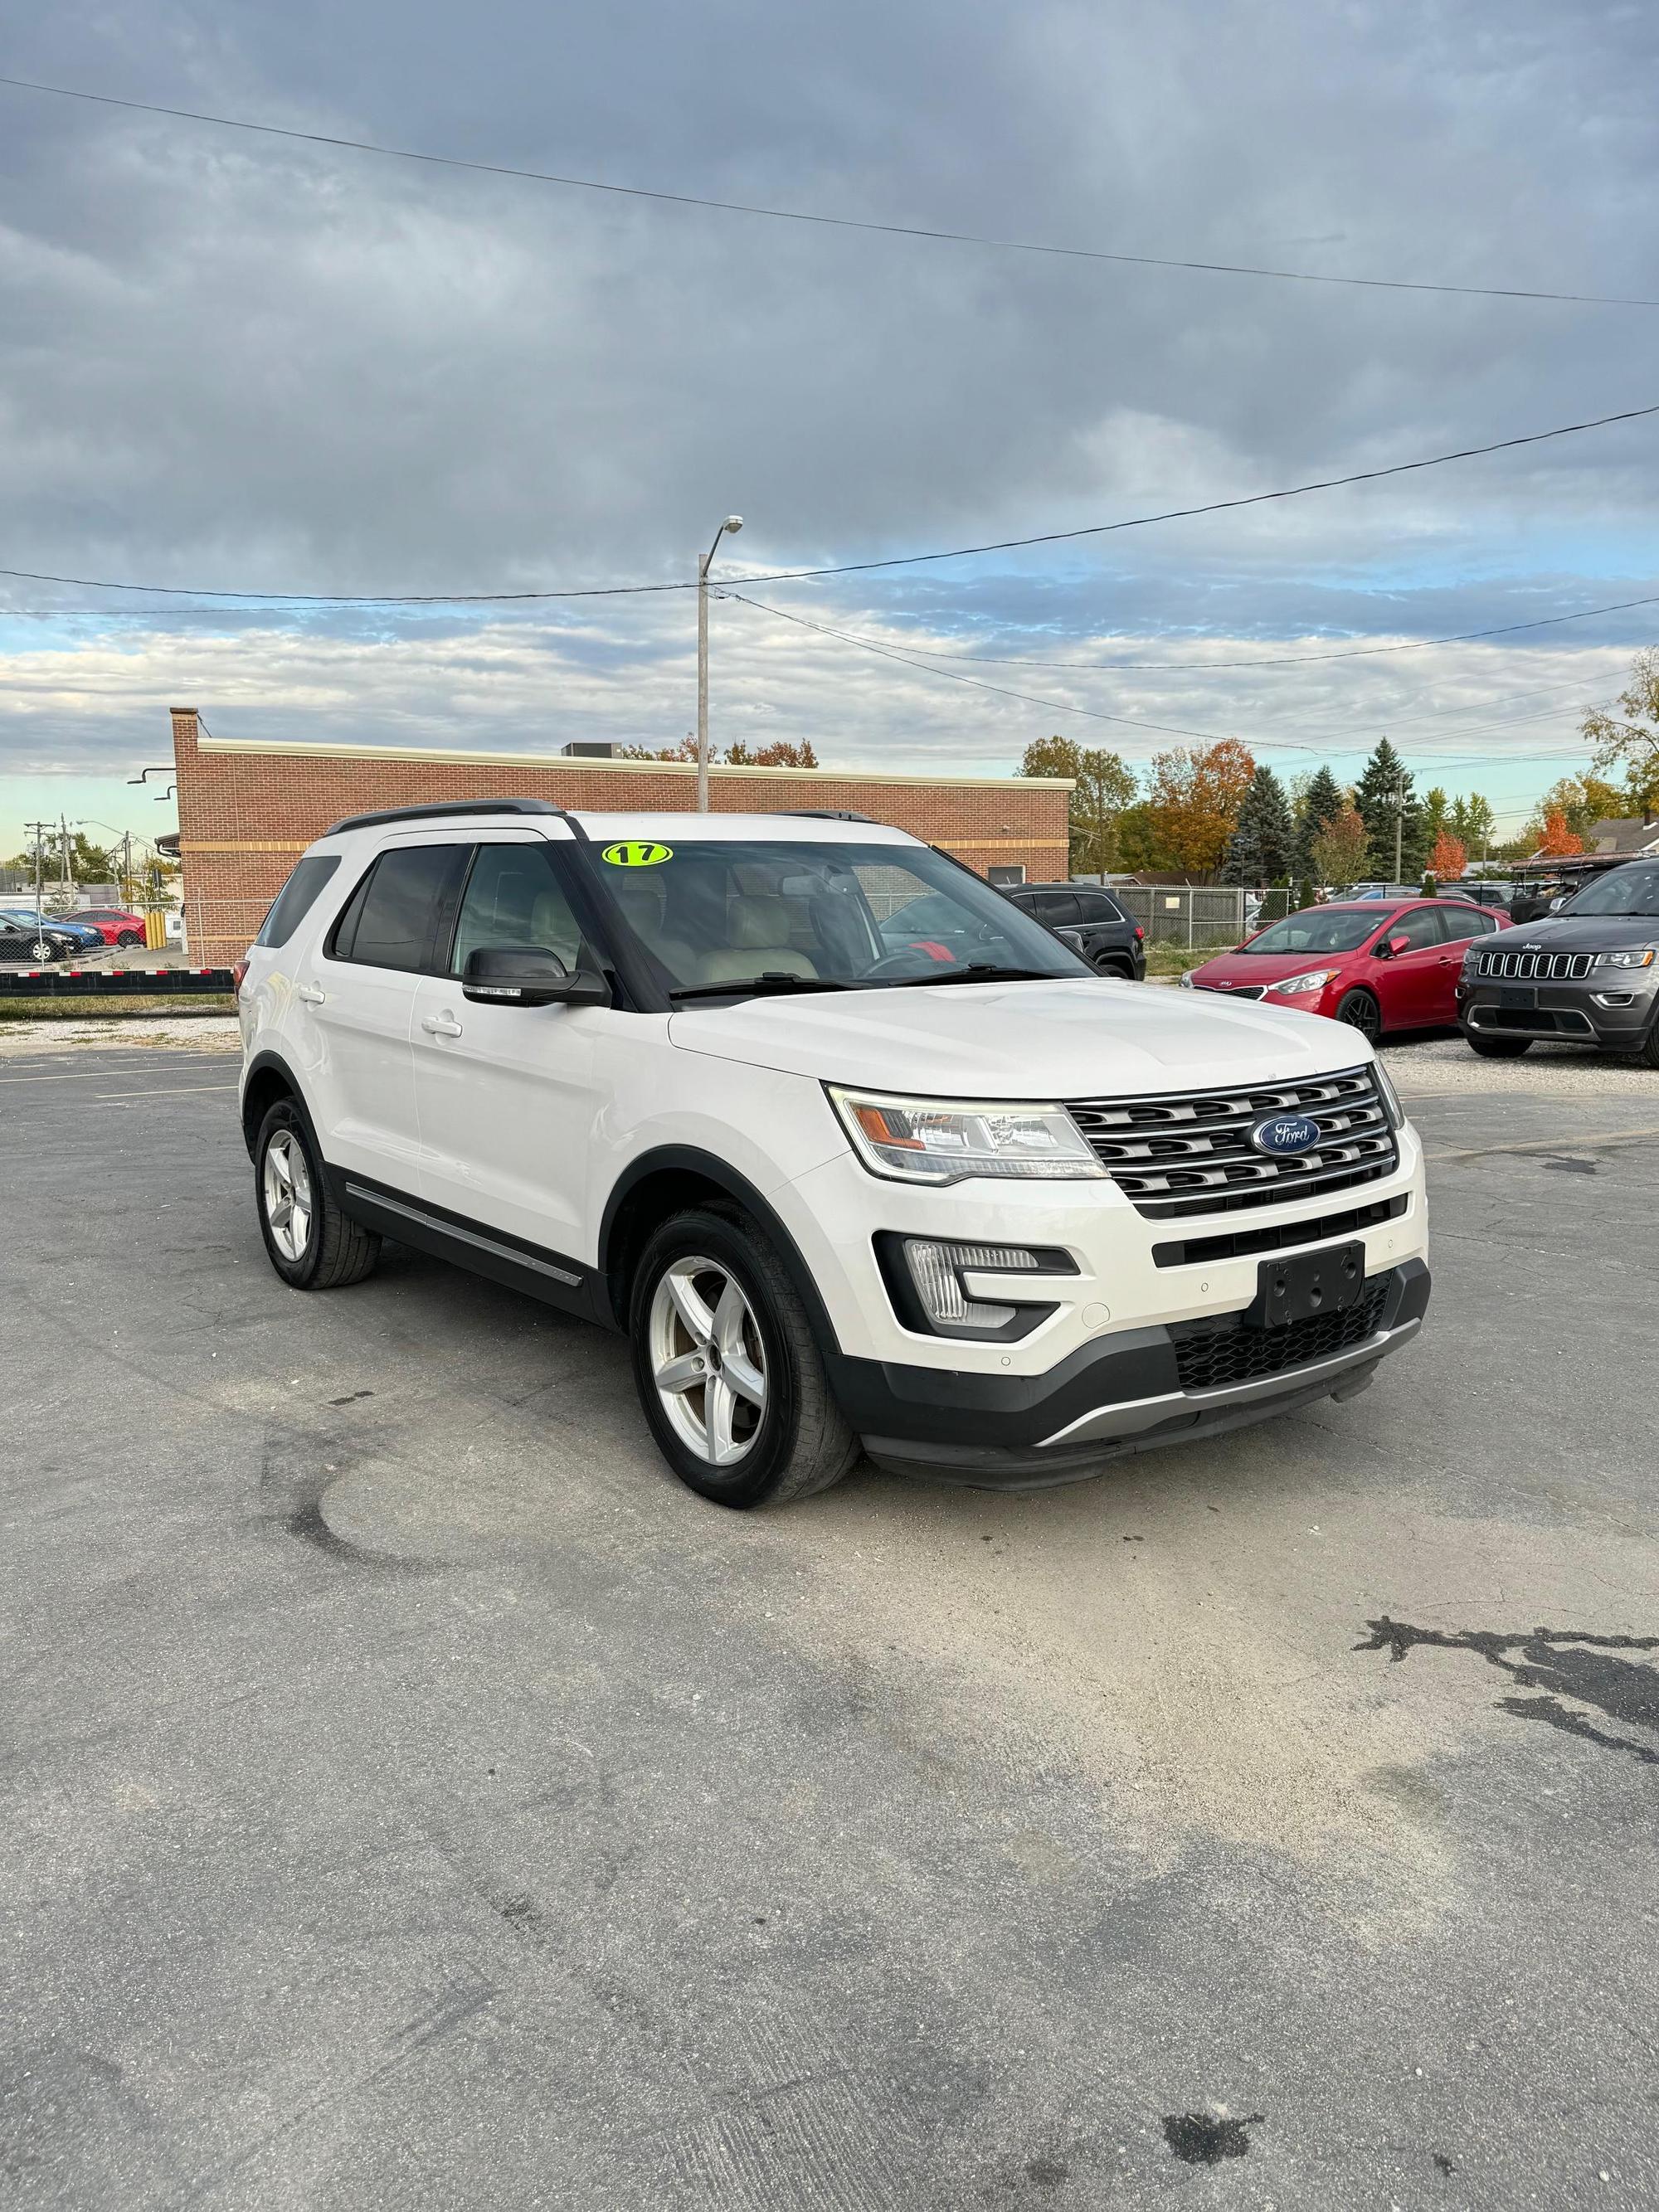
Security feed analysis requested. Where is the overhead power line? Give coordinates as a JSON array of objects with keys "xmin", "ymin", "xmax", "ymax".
[
  {"xmin": 800, "ymin": 589, "xmax": 1659, "ymax": 674},
  {"xmin": 3, "ymin": 400, "xmax": 1656, "ymax": 607},
  {"xmin": 725, "ymin": 591, "xmax": 1596, "ymax": 772},
  {"xmin": 4, "ymin": 72, "xmax": 1657, "ymax": 313}
]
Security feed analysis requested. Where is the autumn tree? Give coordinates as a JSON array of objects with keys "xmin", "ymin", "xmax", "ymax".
[
  {"xmin": 1113, "ymin": 802, "xmax": 1169, "ymax": 873},
  {"xmin": 1018, "ymin": 737, "xmax": 1138, "ymax": 874},
  {"xmin": 1310, "ymin": 805, "xmax": 1369, "ymax": 888},
  {"xmin": 1220, "ymin": 764, "xmax": 1295, "ymax": 886},
  {"xmin": 1428, "ymin": 829, "xmax": 1467, "ymax": 882},
  {"xmin": 1534, "ymin": 808, "xmax": 1584, "ymax": 858},
  {"xmin": 724, "ymin": 739, "xmax": 820, "ymax": 767},
  {"xmin": 1146, "ymin": 739, "xmax": 1254, "ymax": 877},
  {"xmin": 1291, "ymin": 765, "xmax": 1345, "ymax": 879},
  {"xmin": 1583, "ymin": 649, "xmax": 1659, "ymax": 818}
]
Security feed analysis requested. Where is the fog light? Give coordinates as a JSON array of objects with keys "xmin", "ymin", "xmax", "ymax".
[{"xmin": 903, "ymin": 1240, "xmax": 1039, "ymax": 1333}]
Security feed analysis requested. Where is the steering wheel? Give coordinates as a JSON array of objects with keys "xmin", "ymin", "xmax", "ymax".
[{"xmin": 865, "ymin": 943, "xmax": 956, "ymax": 980}]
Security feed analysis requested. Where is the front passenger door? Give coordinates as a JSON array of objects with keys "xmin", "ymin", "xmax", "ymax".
[
  {"xmin": 1374, "ymin": 906, "xmax": 1451, "ymax": 1028},
  {"xmin": 410, "ymin": 840, "xmax": 606, "ymax": 1267}
]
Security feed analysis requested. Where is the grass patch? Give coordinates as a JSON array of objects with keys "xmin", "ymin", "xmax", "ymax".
[
  {"xmin": 1145, "ymin": 941, "xmax": 1232, "ymax": 976},
  {"xmin": 0, "ymin": 994, "xmax": 237, "ymax": 1021}
]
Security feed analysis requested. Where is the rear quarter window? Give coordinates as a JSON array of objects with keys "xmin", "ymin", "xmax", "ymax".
[{"xmin": 255, "ymin": 854, "xmax": 342, "ymax": 948}]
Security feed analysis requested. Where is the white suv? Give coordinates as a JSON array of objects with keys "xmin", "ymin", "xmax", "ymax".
[{"xmin": 237, "ymin": 802, "xmax": 1429, "ymax": 1506}]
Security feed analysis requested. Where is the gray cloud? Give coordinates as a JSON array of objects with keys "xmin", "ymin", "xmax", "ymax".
[{"xmin": 1, "ymin": 0, "xmax": 1656, "ymax": 830}]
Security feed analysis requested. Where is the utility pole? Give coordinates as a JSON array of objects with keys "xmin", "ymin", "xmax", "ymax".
[
  {"xmin": 1392, "ymin": 771, "xmax": 1406, "ymax": 884},
  {"xmin": 696, "ymin": 515, "xmax": 744, "ymax": 814},
  {"xmin": 23, "ymin": 821, "xmax": 51, "ymax": 956}
]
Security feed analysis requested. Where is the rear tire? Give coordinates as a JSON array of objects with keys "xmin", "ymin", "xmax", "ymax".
[
  {"xmin": 116, "ymin": 931, "xmax": 142, "ymax": 947},
  {"xmin": 1335, "ymin": 988, "xmax": 1382, "ymax": 1043},
  {"xmin": 255, "ymin": 1098, "xmax": 381, "ymax": 1290},
  {"xmin": 1464, "ymin": 1033, "xmax": 1532, "ymax": 1059},
  {"xmin": 628, "ymin": 1206, "xmax": 859, "ymax": 1509},
  {"xmin": 1092, "ymin": 954, "xmax": 1134, "ymax": 980}
]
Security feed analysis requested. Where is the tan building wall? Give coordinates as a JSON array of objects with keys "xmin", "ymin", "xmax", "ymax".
[{"xmin": 168, "ymin": 708, "xmax": 1072, "ymax": 965}]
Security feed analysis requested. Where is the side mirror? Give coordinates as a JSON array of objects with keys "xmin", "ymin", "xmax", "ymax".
[
  {"xmin": 1546, "ymin": 895, "xmax": 1566, "ymax": 913},
  {"xmin": 462, "ymin": 945, "xmax": 610, "ymax": 1008},
  {"xmin": 1373, "ymin": 934, "xmax": 1408, "ymax": 960}
]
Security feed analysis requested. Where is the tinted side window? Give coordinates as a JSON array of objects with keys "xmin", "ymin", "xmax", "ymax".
[
  {"xmin": 256, "ymin": 855, "xmax": 341, "ymax": 948},
  {"xmin": 1391, "ymin": 907, "xmax": 1447, "ymax": 951},
  {"xmin": 332, "ymin": 846, "xmax": 469, "ymax": 972},
  {"xmin": 1076, "ymin": 892, "xmax": 1124, "ymax": 923},
  {"xmin": 1438, "ymin": 904, "xmax": 1492, "ymax": 942},
  {"xmin": 451, "ymin": 845, "xmax": 582, "ymax": 975},
  {"xmin": 1037, "ymin": 892, "xmax": 1082, "ymax": 925}
]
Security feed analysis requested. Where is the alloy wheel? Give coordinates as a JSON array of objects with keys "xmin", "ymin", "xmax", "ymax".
[
  {"xmin": 649, "ymin": 1256, "xmax": 768, "ymax": 1466},
  {"xmin": 262, "ymin": 1129, "xmax": 314, "ymax": 1262}
]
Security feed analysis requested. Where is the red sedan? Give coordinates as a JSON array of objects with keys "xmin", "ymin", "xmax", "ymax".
[
  {"xmin": 1184, "ymin": 898, "xmax": 1511, "ymax": 1044},
  {"xmin": 71, "ymin": 907, "xmax": 148, "ymax": 948}
]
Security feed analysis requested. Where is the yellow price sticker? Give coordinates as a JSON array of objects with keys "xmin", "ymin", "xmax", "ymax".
[{"xmin": 601, "ymin": 841, "xmax": 674, "ymax": 868}]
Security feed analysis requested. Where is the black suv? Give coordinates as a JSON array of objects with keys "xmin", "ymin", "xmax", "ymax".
[
  {"xmin": 1455, "ymin": 858, "xmax": 1659, "ymax": 1066},
  {"xmin": 1003, "ymin": 882, "xmax": 1146, "ymax": 980}
]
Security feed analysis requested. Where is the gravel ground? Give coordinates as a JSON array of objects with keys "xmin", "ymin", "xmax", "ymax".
[
  {"xmin": 0, "ymin": 1015, "xmax": 243, "ymax": 1055},
  {"xmin": 4, "ymin": 1038, "xmax": 1658, "ymax": 2210}
]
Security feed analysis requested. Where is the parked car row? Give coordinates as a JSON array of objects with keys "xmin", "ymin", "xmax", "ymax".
[
  {"xmin": 0, "ymin": 906, "xmax": 148, "ymax": 962},
  {"xmin": 1179, "ymin": 860, "xmax": 1659, "ymax": 1068}
]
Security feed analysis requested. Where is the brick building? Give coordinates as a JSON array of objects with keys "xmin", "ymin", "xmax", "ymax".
[{"xmin": 168, "ymin": 707, "xmax": 1072, "ymax": 966}]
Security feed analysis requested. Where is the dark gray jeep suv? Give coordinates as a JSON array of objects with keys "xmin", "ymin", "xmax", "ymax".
[{"xmin": 1455, "ymin": 858, "xmax": 1659, "ymax": 1065}]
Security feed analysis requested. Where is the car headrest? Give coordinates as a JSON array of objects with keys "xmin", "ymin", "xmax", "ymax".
[{"xmin": 727, "ymin": 894, "xmax": 793, "ymax": 948}]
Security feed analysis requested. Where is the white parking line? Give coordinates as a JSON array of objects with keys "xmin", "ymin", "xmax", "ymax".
[{"xmin": 92, "ymin": 1083, "xmax": 240, "ymax": 1100}]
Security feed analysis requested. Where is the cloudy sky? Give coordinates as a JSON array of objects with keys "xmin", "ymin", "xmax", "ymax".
[{"xmin": 2, "ymin": 0, "xmax": 1657, "ymax": 857}]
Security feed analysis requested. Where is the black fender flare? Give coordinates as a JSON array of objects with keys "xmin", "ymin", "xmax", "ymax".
[
  {"xmin": 240, "ymin": 1047, "xmax": 319, "ymax": 1160},
  {"xmin": 597, "ymin": 1145, "xmax": 844, "ymax": 1356}
]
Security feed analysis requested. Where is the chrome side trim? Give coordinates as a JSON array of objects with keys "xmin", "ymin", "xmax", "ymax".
[
  {"xmin": 1037, "ymin": 1315, "xmax": 1421, "ymax": 1449},
  {"xmin": 343, "ymin": 1181, "xmax": 584, "ymax": 1286}
]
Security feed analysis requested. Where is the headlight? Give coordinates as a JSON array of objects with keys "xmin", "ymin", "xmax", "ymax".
[
  {"xmin": 1269, "ymin": 968, "xmax": 1337, "ymax": 996},
  {"xmin": 1372, "ymin": 1061, "xmax": 1407, "ymax": 1131},
  {"xmin": 1595, "ymin": 946, "xmax": 1657, "ymax": 969},
  {"xmin": 1177, "ymin": 970, "xmax": 1194, "ymax": 989},
  {"xmin": 828, "ymin": 1087, "xmax": 1105, "ymax": 1184}
]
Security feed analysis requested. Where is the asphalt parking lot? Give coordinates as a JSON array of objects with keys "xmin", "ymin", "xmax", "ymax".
[{"xmin": 4, "ymin": 1031, "xmax": 1657, "ymax": 2210}]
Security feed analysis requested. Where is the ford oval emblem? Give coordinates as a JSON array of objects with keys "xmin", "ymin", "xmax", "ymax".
[{"xmin": 1250, "ymin": 1112, "xmax": 1322, "ymax": 1157}]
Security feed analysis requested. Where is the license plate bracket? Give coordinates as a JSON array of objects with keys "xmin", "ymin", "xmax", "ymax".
[
  {"xmin": 1246, "ymin": 1242, "xmax": 1365, "ymax": 1330},
  {"xmin": 1497, "ymin": 984, "xmax": 1536, "ymax": 1009}
]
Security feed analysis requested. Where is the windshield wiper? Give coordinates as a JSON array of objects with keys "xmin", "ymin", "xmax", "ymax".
[
  {"xmin": 668, "ymin": 973, "xmax": 853, "ymax": 1002},
  {"xmin": 886, "ymin": 964, "xmax": 1062, "ymax": 989}
]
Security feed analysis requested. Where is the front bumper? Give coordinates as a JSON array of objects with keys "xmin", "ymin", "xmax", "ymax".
[
  {"xmin": 829, "ymin": 1257, "xmax": 1429, "ymax": 1488},
  {"xmin": 1457, "ymin": 975, "xmax": 1659, "ymax": 1050}
]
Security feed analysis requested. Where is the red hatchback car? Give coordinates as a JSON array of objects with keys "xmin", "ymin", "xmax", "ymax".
[
  {"xmin": 71, "ymin": 907, "xmax": 148, "ymax": 947},
  {"xmin": 1184, "ymin": 898, "xmax": 1511, "ymax": 1044}
]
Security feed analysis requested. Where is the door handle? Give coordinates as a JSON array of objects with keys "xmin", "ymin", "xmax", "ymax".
[
  {"xmin": 421, "ymin": 1014, "xmax": 464, "ymax": 1038},
  {"xmin": 296, "ymin": 984, "xmax": 326, "ymax": 1004}
]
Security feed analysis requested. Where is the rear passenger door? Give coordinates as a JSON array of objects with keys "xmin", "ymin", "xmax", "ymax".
[
  {"xmin": 409, "ymin": 838, "xmax": 606, "ymax": 1266},
  {"xmin": 301, "ymin": 838, "xmax": 469, "ymax": 1187}
]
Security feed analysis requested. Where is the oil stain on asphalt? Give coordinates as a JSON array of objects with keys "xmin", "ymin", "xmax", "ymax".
[
  {"xmin": 1357, "ymin": 1617, "xmax": 1659, "ymax": 1765},
  {"xmin": 1162, "ymin": 2112, "xmax": 1262, "ymax": 2164}
]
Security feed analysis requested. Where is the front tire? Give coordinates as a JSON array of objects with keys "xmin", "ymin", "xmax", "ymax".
[
  {"xmin": 1463, "ymin": 1031, "xmax": 1532, "ymax": 1059},
  {"xmin": 116, "ymin": 931, "xmax": 142, "ymax": 947},
  {"xmin": 1335, "ymin": 987, "xmax": 1382, "ymax": 1043},
  {"xmin": 629, "ymin": 1206, "xmax": 859, "ymax": 1509},
  {"xmin": 255, "ymin": 1098, "xmax": 381, "ymax": 1290}
]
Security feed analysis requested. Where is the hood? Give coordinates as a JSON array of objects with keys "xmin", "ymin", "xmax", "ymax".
[
  {"xmin": 669, "ymin": 978, "xmax": 1368, "ymax": 1096},
  {"xmin": 1490, "ymin": 913, "xmax": 1659, "ymax": 952},
  {"xmin": 1191, "ymin": 949, "xmax": 1353, "ymax": 985}
]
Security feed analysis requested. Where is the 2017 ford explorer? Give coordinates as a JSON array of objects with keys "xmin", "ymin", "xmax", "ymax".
[{"xmin": 237, "ymin": 802, "xmax": 1430, "ymax": 1507}]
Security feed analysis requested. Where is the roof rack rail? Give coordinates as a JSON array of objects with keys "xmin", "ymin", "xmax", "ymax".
[
  {"xmin": 324, "ymin": 798, "xmax": 586, "ymax": 836},
  {"xmin": 776, "ymin": 808, "xmax": 875, "ymax": 824}
]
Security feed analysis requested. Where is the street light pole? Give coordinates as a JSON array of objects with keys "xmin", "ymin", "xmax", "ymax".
[{"xmin": 696, "ymin": 515, "xmax": 743, "ymax": 814}]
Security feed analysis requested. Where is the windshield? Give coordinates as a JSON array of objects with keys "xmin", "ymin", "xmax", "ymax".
[
  {"xmin": 588, "ymin": 839, "xmax": 1089, "ymax": 996},
  {"xmin": 1237, "ymin": 907, "xmax": 1395, "ymax": 955},
  {"xmin": 1557, "ymin": 862, "xmax": 1659, "ymax": 917}
]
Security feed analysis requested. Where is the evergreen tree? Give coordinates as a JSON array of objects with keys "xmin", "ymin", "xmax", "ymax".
[
  {"xmin": 1354, "ymin": 737, "xmax": 1426, "ymax": 881},
  {"xmin": 1291, "ymin": 765, "xmax": 1344, "ymax": 878},
  {"xmin": 1220, "ymin": 764, "xmax": 1295, "ymax": 886}
]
